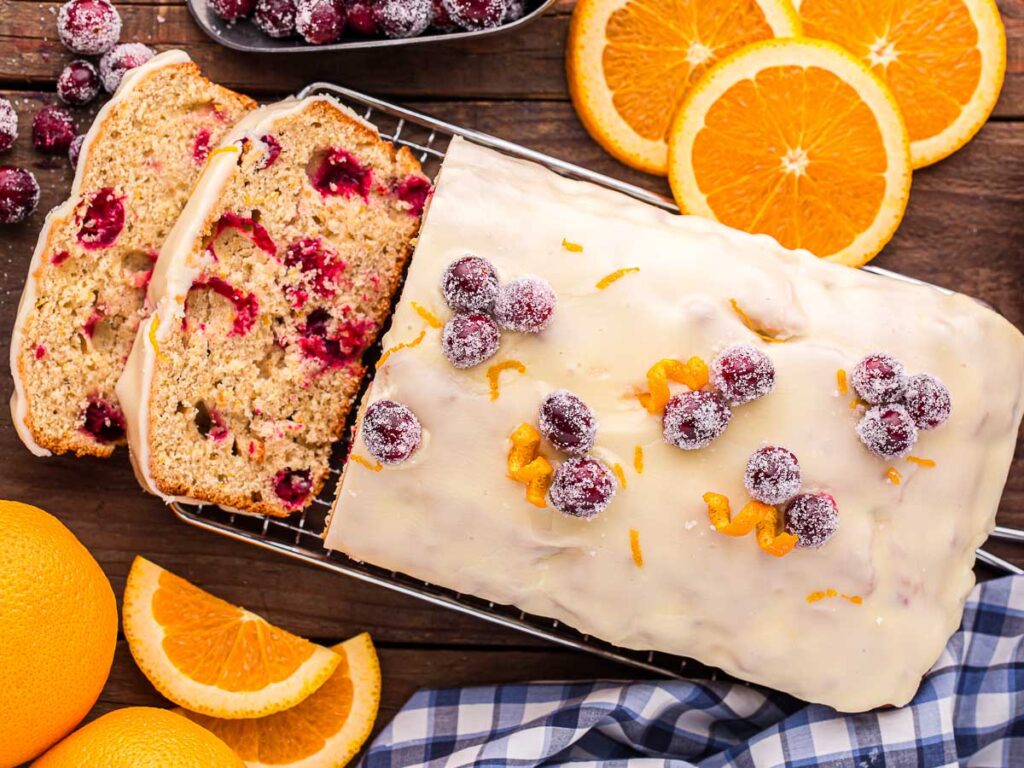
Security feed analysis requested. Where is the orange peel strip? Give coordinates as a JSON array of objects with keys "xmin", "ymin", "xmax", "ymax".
[
  {"xmin": 907, "ymin": 456, "xmax": 936, "ymax": 468},
  {"xmin": 149, "ymin": 315, "xmax": 170, "ymax": 363},
  {"xmin": 629, "ymin": 529, "xmax": 644, "ymax": 567},
  {"xmin": 596, "ymin": 267, "xmax": 639, "ymax": 290},
  {"xmin": 487, "ymin": 360, "xmax": 527, "ymax": 401},
  {"xmin": 729, "ymin": 299, "xmax": 787, "ymax": 343},
  {"xmin": 836, "ymin": 369, "xmax": 848, "ymax": 396},
  {"xmin": 512, "ymin": 456, "xmax": 552, "ymax": 483},
  {"xmin": 561, "ymin": 238, "xmax": 583, "ymax": 253},
  {"xmin": 639, "ymin": 357, "xmax": 709, "ymax": 414},
  {"xmin": 703, "ymin": 493, "xmax": 763, "ymax": 537},
  {"xmin": 377, "ymin": 330, "xmax": 426, "ymax": 369},
  {"xmin": 807, "ymin": 589, "xmax": 863, "ymax": 605},
  {"xmin": 508, "ymin": 423, "xmax": 552, "ymax": 508},
  {"xmin": 633, "ymin": 446, "xmax": 644, "ymax": 474},
  {"xmin": 411, "ymin": 301, "xmax": 442, "ymax": 329},
  {"xmin": 350, "ymin": 454, "xmax": 382, "ymax": 472},
  {"xmin": 885, "ymin": 467, "xmax": 902, "ymax": 485},
  {"xmin": 755, "ymin": 504, "xmax": 798, "ymax": 557},
  {"xmin": 525, "ymin": 475, "xmax": 551, "ymax": 508},
  {"xmin": 612, "ymin": 463, "xmax": 627, "ymax": 489}
]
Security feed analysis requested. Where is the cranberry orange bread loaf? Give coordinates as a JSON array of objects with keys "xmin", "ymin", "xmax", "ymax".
[
  {"xmin": 325, "ymin": 137, "xmax": 1024, "ymax": 712},
  {"xmin": 118, "ymin": 96, "xmax": 429, "ymax": 516},
  {"xmin": 10, "ymin": 50, "xmax": 255, "ymax": 457}
]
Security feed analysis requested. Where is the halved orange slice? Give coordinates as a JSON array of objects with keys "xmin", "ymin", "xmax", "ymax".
[
  {"xmin": 123, "ymin": 556, "xmax": 340, "ymax": 719},
  {"xmin": 567, "ymin": 0, "xmax": 802, "ymax": 175},
  {"xmin": 667, "ymin": 38, "xmax": 911, "ymax": 266},
  {"xmin": 180, "ymin": 633, "xmax": 382, "ymax": 768},
  {"xmin": 795, "ymin": 0, "xmax": 1006, "ymax": 168}
]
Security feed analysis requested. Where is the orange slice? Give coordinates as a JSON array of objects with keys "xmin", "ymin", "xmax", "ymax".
[
  {"xmin": 123, "ymin": 556, "xmax": 340, "ymax": 719},
  {"xmin": 667, "ymin": 38, "xmax": 911, "ymax": 266},
  {"xmin": 180, "ymin": 633, "xmax": 381, "ymax": 768},
  {"xmin": 567, "ymin": 0, "xmax": 802, "ymax": 175},
  {"xmin": 795, "ymin": 0, "xmax": 1005, "ymax": 168}
]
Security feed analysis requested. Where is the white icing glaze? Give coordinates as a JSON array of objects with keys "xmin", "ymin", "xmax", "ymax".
[
  {"xmin": 9, "ymin": 49, "xmax": 191, "ymax": 456},
  {"xmin": 325, "ymin": 137, "xmax": 1024, "ymax": 712}
]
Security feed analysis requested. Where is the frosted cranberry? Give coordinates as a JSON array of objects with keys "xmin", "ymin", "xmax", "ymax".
[
  {"xmin": 298, "ymin": 308, "xmax": 375, "ymax": 370},
  {"xmin": 310, "ymin": 148, "xmax": 373, "ymax": 199},
  {"xmin": 255, "ymin": 0, "xmax": 297, "ymax": 36},
  {"xmin": 295, "ymin": 0, "xmax": 345, "ymax": 44},
  {"xmin": 0, "ymin": 98, "xmax": 17, "ymax": 153},
  {"xmin": 273, "ymin": 468, "xmax": 312, "ymax": 509},
  {"xmin": 77, "ymin": 188, "xmax": 124, "ymax": 249},
  {"xmin": 442, "ymin": 0, "xmax": 507, "ymax": 29},
  {"xmin": 32, "ymin": 106, "xmax": 76, "ymax": 154},
  {"xmin": 259, "ymin": 134, "xmax": 282, "ymax": 167},
  {"xmin": 712, "ymin": 344, "xmax": 774, "ymax": 405},
  {"xmin": 441, "ymin": 255, "xmax": 499, "ymax": 312},
  {"xmin": 744, "ymin": 446, "xmax": 801, "ymax": 505},
  {"xmin": 375, "ymin": 0, "xmax": 431, "ymax": 37},
  {"xmin": 857, "ymin": 404, "xmax": 918, "ymax": 459},
  {"xmin": 208, "ymin": 0, "xmax": 256, "ymax": 21},
  {"xmin": 539, "ymin": 390, "xmax": 597, "ymax": 456},
  {"xmin": 903, "ymin": 373, "xmax": 951, "ymax": 431},
  {"xmin": 285, "ymin": 237, "xmax": 345, "ymax": 304},
  {"xmin": 0, "ymin": 167, "xmax": 40, "ymax": 225},
  {"xmin": 663, "ymin": 390, "xmax": 731, "ymax": 450},
  {"xmin": 99, "ymin": 43, "xmax": 155, "ymax": 93},
  {"xmin": 57, "ymin": 60, "xmax": 100, "ymax": 107},
  {"xmin": 80, "ymin": 397, "xmax": 125, "ymax": 443},
  {"xmin": 431, "ymin": 0, "xmax": 457, "ymax": 30},
  {"xmin": 785, "ymin": 492, "xmax": 839, "ymax": 549},
  {"xmin": 494, "ymin": 276, "xmax": 555, "ymax": 333},
  {"xmin": 851, "ymin": 353, "xmax": 906, "ymax": 404},
  {"xmin": 503, "ymin": 0, "xmax": 524, "ymax": 21},
  {"xmin": 362, "ymin": 399, "xmax": 422, "ymax": 464},
  {"xmin": 395, "ymin": 175, "xmax": 431, "ymax": 216},
  {"xmin": 68, "ymin": 135, "xmax": 85, "ymax": 169},
  {"xmin": 345, "ymin": 0, "xmax": 378, "ymax": 34},
  {"xmin": 442, "ymin": 312, "xmax": 500, "ymax": 369},
  {"xmin": 57, "ymin": 0, "xmax": 121, "ymax": 55},
  {"xmin": 549, "ymin": 457, "xmax": 616, "ymax": 519}
]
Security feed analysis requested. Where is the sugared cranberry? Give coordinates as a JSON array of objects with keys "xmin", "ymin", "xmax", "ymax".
[
  {"xmin": 712, "ymin": 344, "xmax": 774, "ymax": 405},
  {"xmin": 310, "ymin": 147, "xmax": 373, "ymax": 199},
  {"xmin": 345, "ymin": 0, "xmax": 379, "ymax": 34},
  {"xmin": 441, "ymin": 312, "xmax": 500, "ymax": 369},
  {"xmin": 255, "ymin": 0, "xmax": 297, "ymax": 36},
  {"xmin": 785, "ymin": 492, "xmax": 839, "ymax": 549},
  {"xmin": 273, "ymin": 468, "xmax": 312, "ymax": 509},
  {"xmin": 0, "ymin": 167, "xmax": 40, "ymax": 225},
  {"xmin": 395, "ymin": 175, "xmax": 431, "ymax": 216},
  {"xmin": 99, "ymin": 43, "xmax": 155, "ymax": 93},
  {"xmin": 32, "ymin": 106, "xmax": 76, "ymax": 154},
  {"xmin": 57, "ymin": 60, "xmax": 101, "ymax": 106},
  {"xmin": 284, "ymin": 237, "xmax": 345, "ymax": 305},
  {"xmin": 431, "ymin": 0, "xmax": 457, "ymax": 30},
  {"xmin": 208, "ymin": 0, "xmax": 256, "ymax": 22},
  {"xmin": 662, "ymin": 390, "xmax": 731, "ymax": 450},
  {"xmin": 80, "ymin": 397, "xmax": 125, "ymax": 443},
  {"xmin": 494, "ymin": 276, "xmax": 555, "ymax": 333},
  {"xmin": 851, "ymin": 353, "xmax": 906, "ymax": 404},
  {"xmin": 0, "ymin": 97, "xmax": 17, "ymax": 153},
  {"xmin": 77, "ymin": 188, "xmax": 124, "ymax": 249},
  {"xmin": 503, "ymin": 0, "xmax": 525, "ymax": 21},
  {"xmin": 362, "ymin": 399, "xmax": 422, "ymax": 464},
  {"xmin": 903, "ymin": 373, "xmax": 951, "ymax": 431},
  {"xmin": 549, "ymin": 457, "xmax": 616, "ymax": 519},
  {"xmin": 441, "ymin": 255, "xmax": 499, "ymax": 312},
  {"xmin": 744, "ymin": 446, "xmax": 801, "ymax": 505},
  {"xmin": 375, "ymin": 0, "xmax": 431, "ymax": 37},
  {"xmin": 57, "ymin": 0, "xmax": 121, "ymax": 55},
  {"xmin": 442, "ymin": 0, "xmax": 507, "ymax": 29},
  {"xmin": 539, "ymin": 390, "xmax": 597, "ymax": 456},
  {"xmin": 295, "ymin": 0, "xmax": 345, "ymax": 44},
  {"xmin": 68, "ymin": 135, "xmax": 85, "ymax": 170},
  {"xmin": 298, "ymin": 308, "xmax": 375, "ymax": 370},
  {"xmin": 857, "ymin": 404, "xmax": 918, "ymax": 459},
  {"xmin": 259, "ymin": 134, "xmax": 282, "ymax": 167}
]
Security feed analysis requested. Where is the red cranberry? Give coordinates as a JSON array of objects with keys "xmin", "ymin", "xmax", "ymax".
[
  {"xmin": 494, "ymin": 276, "xmax": 555, "ymax": 333},
  {"xmin": 441, "ymin": 0, "xmax": 507, "ymax": 29},
  {"xmin": 208, "ymin": 0, "xmax": 256, "ymax": 21},
  {"xmin": 32, "ymin": 106, "xmax": 76, "ymax": 154},
  {"xmin": 345, "ymin": 0, "xmax": 379, "ymax": 34},
  {"xmin": 0, "ymin": 97, "xmax": 17, "ymax": 153},
  {"xmin": 273, "ymin": 468, "xmax": 313, "ymax": 510},
  {"xmin": 284, "ymin": 237, "xmax": 346, "ymax": 305},
  {"xmin": 57, "ymin": 60, "xmax": 101, "ymax": 106},
  {"xmin": 295, "ymin": 0, "xmax": 346, "ymax": 44},
  {"xmin": 785, "ymin": 493, "xmax": 839, "ymax": 549},
  {"xmin": 744, "ymin": 446, "xmax": 801, "ymax": 505},
  {"xmin": 255, "ymin": 0, "xmax": 297, "ymax": 36},
  {"xmin": 68, "ymin": 135, "xmax": 85, "ymax": 170},
  {"xmin": 80, "ymin": 397, "xmax": 125, "ymax": 443},
  {"xmin": 549, "ymin": 457, "xmax": 616, "ymax": 519},
  {"xmin": 192, "ymin": 276, "xmax": 259, "ymax": 336},
  {"xmin": 851, "ymin": 353, "xmax": 906, "ymax": 404},
  {"xmin": 431, "ymin": 0, "xmax": 457, "ymax": 30},
  {"xmin": 259, "ymin": 134, "xmax": 283, "ymax": 167},
  {"xmin": 77, "ymin": 188, "xmax": 124, "ymax": 249},
  {"xmin": 375, "ymin": 0, "xmax": 431, "ymax": 37},
  {"xmin": 57, "ymin": 0, "xmax": 121, "ymax": 55},
  {"xmin": 310, "ymin": 148, "xmax": 373, "ymax": 199},
  {"xmin": 857, "ymin": 404, "xmax": 918, "ymax": 459},
  {"xmin": 539, "ymin": 389, "xmax": 597, "ymax": 456},
  {"xmin": 192, "ymin": 129, "xmax": 212, "ymax": 165},
  {"xmin": 903, "ymin": 373, "xmax": 951, "ymax": 431},
  {"xmin": 0, "ymin": 167, "xmax": 40, "ymax": 225},
  {"xmin": 209, "ymin": 212, "xmax": 277, "ymax": 257},
  {"xmin": 298, "ymin": 308, "xmax": 375, "ymax": 370},
  {"xmin": 712, "ymin": 344, "xmax": 774, "ymax": 405},
  {"xmin": 441, "ymin": 312, "xmax": 500, "ymax": 369},
  {"xmin": 662, "ymin": 390, "xmax": 731, "ymax": 450},
  {"xmin": 99, "ymin": 43, "xmax": 155, "ymax": 93},
  {"xmin": 441, "ymin": 255, "xmax": 499, "ymax": 312},
  {"xmin": 362, "ymin": 399, "xmax": 422, "ymax": 464},
  {"xmin": 395, "ymin": 175, "xmax": 431, "ymax": 216}
]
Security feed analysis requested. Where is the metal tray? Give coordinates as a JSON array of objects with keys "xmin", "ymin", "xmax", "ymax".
[
  {"xmin": 187, "ymin": 0, "xmax": 557, "ymax": 54},
  {"xmin": 171, "ymin": 83, "xmax": 1022, "ymax": 682}
]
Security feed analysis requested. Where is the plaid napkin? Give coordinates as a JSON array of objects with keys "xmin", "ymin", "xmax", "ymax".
[{"xmin": 362, "ymin": 575, "xmax": 1024, "ymax": 767}]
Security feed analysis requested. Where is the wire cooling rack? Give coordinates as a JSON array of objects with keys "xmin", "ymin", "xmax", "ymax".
[{"xmin": 171, "ymin": 83, "xmax": 1022, "ymax": 681}]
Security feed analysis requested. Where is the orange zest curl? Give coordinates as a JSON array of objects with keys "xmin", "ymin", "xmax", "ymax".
[
  {"xmin": 376, "ymin": 330, "xmax": 426, "ymax": 369},
  {"xmin": 633, "ymin": 445, "xmax": 644, "ymax": 474},
  {"xmin": 596, "ymin": 267, "xmax": 640, "ymax": 290},
  {"xmin": 350, "ymin": 454, "xmax": 383, "ymax": 472},
  {"xmin": 885, "ymin": 467, "xmax": 902, "ymax": 485},
  {"xmin": 755, "ymin": 504, "xmax": 798, "ymax": 557},
  {"xmin": 729, "ymin": 298, "xmax": 787, "ymax": 343},
  {"xmin": 411, "ymin": 301, "xmax": 442, "ymax": 329},
  {"xmin": 487, "ymin": 360, "xmax": 527, "ymax": 401},
  {"xmin": 836, "ymin": 369, "xmax": 848, "ymax": 396},
  {"xmin": 638, "ymin": 357, "xmax": 709, "ymax": 414},
  {"xmin": 561, "ymin": 238, "xmax": 583, "ymax": 253},
  {"xmin": 907, "ymin": 456, "xmax": 936, "ymax": 468},
  {"xmin": 807, "ymin": 589, "xmax": 863, "ymax": 605},
  {"xmin": 612, "ymin": 462, "xmax": 627, "ymax": 489},
  {"xmin": 629, "ymin": 529, "xmax": 644, "ymax": 567},
  {"xmin": 507, "ymin": 423, "xmax": 553, "ymax": 508},
  {"xmin": 703, "ymin": 492, "xmax": 797, "ymax": 558}
]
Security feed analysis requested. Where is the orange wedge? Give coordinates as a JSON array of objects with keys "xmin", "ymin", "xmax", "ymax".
[
  {"xmin": 123, "ymin": 556, "xmax": 340, "ymax": 719},
  {"xmin": 180, "ymin": 633, "xmax": 381, "ymax": 768},
  {"xmin": 795, "ymin": 0, "xmax": 1006, "ymax": 168},
  {"xmin": 667, "ymin": 38, "xmax": 911, "ymax": 266},
  {"xmin": 567, "ymin": 0, "xmax": 802, "ymax": 175}
]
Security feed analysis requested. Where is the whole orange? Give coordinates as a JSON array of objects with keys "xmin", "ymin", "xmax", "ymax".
[{"xmin": 0, "ymin": 500, "xmax": 117, "ymax": 767}]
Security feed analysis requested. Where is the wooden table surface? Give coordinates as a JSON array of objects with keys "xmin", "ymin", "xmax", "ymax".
[{"xmin": 2, "ymin": 0, "xmax": 1023, "ymax": 748}]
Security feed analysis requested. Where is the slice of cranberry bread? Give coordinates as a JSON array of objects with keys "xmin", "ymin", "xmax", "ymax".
[
  {"xmin": 118, "ymin": 96, "xmax": 430, "ymax": 516},
  {"xmin": 10, "ymin": 50, "xmax": 255, "ymax": 457}
]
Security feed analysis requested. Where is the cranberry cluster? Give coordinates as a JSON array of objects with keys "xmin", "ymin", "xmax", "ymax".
[
  {"xmin": 850, "ymin": 353, "xmax": 951, "ymax": 459},
  {"xmin": 439, "ymin": 255, "xmax": 555, "ymax": 369}
]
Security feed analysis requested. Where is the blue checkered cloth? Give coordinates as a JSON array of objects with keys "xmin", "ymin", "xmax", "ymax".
[{"xmin": 362, "ymin": 575, "xmax": 1024, "ymax": 767}]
